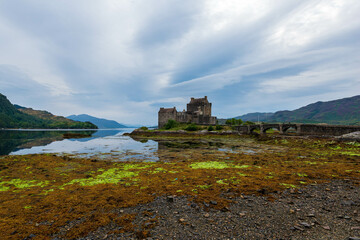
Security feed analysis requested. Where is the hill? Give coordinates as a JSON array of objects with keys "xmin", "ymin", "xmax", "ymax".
[
  {"xmin": 235, "ymin": 112, "xmax": 274, "ymax": 122},
  {"xmin": 0, "ymin": 93, "xmax": 97, "ymax": 129},
  {"xmin": 235, "ymin": 95, "xmax": 360, "ymax": 125},
  {"xmin": 67, "ymin": 114, "xmax": 128, "ymax": 128}
]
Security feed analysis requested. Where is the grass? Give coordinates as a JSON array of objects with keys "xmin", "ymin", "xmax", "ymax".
[{"xmin": 0, "ymin": 136, "xmax": 359, "ymax": 238}]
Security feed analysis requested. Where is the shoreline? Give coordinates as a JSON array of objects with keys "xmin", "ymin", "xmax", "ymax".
[{"xmin": 129, "ymin": 128, "xmax": 360, "ymax": 142}]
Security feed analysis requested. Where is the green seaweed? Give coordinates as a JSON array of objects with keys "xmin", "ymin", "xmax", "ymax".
[
  {"xmin": 189, "ymin": 161, "xmax": 229, "ymax": 169},
  {"xmin": 65, "ymin": 168, "xmax": 138, "ymax": 186},
  {"xmin": 0, "ymin": 179, "xmax": 49, "ymax": 191}
]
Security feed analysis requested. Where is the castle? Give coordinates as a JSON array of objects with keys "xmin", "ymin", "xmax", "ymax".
[{"xmin": 158, "ymin": 96, "xmax": 217, "ymax": 128}]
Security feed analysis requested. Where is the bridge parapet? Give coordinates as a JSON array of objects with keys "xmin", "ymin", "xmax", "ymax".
[{"xmin": 234, "ymin": 123, "xmax": 360, "ymax": 136}]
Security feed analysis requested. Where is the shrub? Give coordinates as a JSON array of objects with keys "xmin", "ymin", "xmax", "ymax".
[
  {"xmin": 226, "ymin": 118, "xmax": 243, "ymax": 126},
  {"xmin": 164, "ymin": 119, "xmax": 178, "ymax": 129},
  {"xmin": 139, "ymin": 126, "xmax": 148, "ymax": 130},
  {"xmin": 208, "ymin": 125, "xmax": 214, "ymax": 131},
  {"xmin": 244, "ymin": 121, "xmax": 255, "ymax": 125},
  {"xmin": 215, "ymin": 125, "xmax": 223, "ymax": 130},
  {"xmin": 185, "ymin": 124, "xmax": 198, "ymax": 131}
]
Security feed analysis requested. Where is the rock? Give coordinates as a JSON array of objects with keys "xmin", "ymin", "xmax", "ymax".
[
  {"xmin": 210, "ymin": 200, "xmax": 217, "ymax": 205},
  {"xmin": 342, "ymin": 200, "xmax": 356, "ymax": 206},
  {"xmin": 289, "ymin": 209, "xmax": 295, "ymax": 214},
  {"xmin": 299, "ymin": 222, "xmax": 311, "ymax": 228},
  {"xmin": 239, "ymin": 212, "xmax": 246, "ymax": 217},
  {"xmin": 307, "ymin": 213, "xmax": 315, "ymax": 217},
  {"xmin": 179, "ymin": 218, "xmax": 185, "ymax": 223},
  {"xmin": 351, "ymin": 227, "xmax": 360, "ymax": 230},
  {"xmin": 190, "ymin": 203, "xmax": 197, "ymax": 208},
  {"xmin": 348, "ymin": 237, "xmax": 360, "ymax": 240},
  {"xmin": 204, "ymin": 202, "xmax": 210, "ymax": 207},
  {"xmin": 221, "ymin": 207, "xmax": 230, "ymax": 212},
  {"xmin": 257, "ymin": 188, "xmax": 267, "ymax": 194},
  {"xmin": 322, "ymin": 225, "xmax": 330, "ymax": 230},
  {"xmin": 293, "ymin": 225, "xmax": 304, "ymax": 231},
  {"xmin": 345, "ymin": 216, "xmax": 352, "ymax": 220},
  {"xmin": 167, "ymin": 196, "xmax": 175, "ymax": 203},
  {"xmin": 204, "ymin": 213, "xmax": 210, "ymax": 218},
  {"xmin": 325, "ymin": 188, "xmax": 331, "ymax": 191}
]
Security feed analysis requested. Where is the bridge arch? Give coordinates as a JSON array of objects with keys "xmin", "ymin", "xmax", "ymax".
[
  {"xmin": 282, "ymin": 124, "xmax": 298, "ymax": 134},
  {"xmin": 249, "ymin": 125, "xmax": 261, "ymax": 134},
  {"xmin": 262, "ymin": 125, "xmax": 281, "ymax": 134}
]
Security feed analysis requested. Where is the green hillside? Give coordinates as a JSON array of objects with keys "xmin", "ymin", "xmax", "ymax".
[
  {"xmin": 0, "ymin": 93, "xmax": 97, "ymax": 129},
  {"xmin": 269, "ymin": 95, "xmax": 360, "ymax": 125},
  {"xmin": 234, "ymin": 95, "xmax": 360, "ymax": 125}
]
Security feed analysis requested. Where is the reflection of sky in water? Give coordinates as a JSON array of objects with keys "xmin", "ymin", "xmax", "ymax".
[{"xmin": 10, "ymin": 129, "xmax": 159, "ymax": 161}]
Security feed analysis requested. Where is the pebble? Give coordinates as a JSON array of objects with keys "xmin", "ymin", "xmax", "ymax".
[
  {"xmin": 342, "ymin": 200, "xmax": 356, "ymax": 206},
  {"xmin": 325, "ymin": 188, "xmax": 331, "ymax": 191},
  {"xmin": 322, "ymin": 225, "xmax": 330, "ymax": 230},
  {"xmin": 204, "ymin": 213, "xmax": 210, "ymax": 218},
  {"xmin": 167, "ymin": 196, "xmax": 175, "ymax": 203},
  {"xmin": 348, "ymin": 237, "xmax": 360, "ymax": 240},
  {"xmin": 299, "ymin": 222, "xmax": 311, "ymax": 228},
  {"xmin": 190, "ymin": 203, "xmax": 197, "ymax": 208},
  {"xmin": 221, "ymin": 207, "xmax": 230, "ymax": 212},
  {"xmin": 293, "ymin": 225, "xmax": 304, "ymax": 231},
  {"xmin": 351, "ymin": 227, "xmax": 360, "ymax": 230},
  {"xmin": 210, "ymin": 200, "xmax": 217, "ymax": 205},
  {"xmin": 179, "ymin": 218, "xmax": 185, "ymax": 223},
  {"xmin": 345, "ymin": 216, "xmax": 352, "ymax": 220},
  {"xmin": 289, "ymin": 209, "xmax": 295, "ymax": 214},
  {"xmin": 307, "ymin": 213, "xmax": 315, "ymax": 217},
  {"xmin": 239, "ymin": 212, "xmax": 246, "ymax": 217}
]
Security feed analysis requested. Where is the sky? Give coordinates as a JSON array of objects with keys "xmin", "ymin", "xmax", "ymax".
[{"xmin": 0, "ymin": 0, "xmax": 359, "ymax": 126}]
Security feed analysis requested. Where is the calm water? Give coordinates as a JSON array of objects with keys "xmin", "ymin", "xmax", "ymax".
[
  {"xmin": 0, "ymin": 129, "xmax": 278, "ymax": 161},
  {"xmin": 0, "ymin": 129, "xmax": 159, "ymax": 161}
]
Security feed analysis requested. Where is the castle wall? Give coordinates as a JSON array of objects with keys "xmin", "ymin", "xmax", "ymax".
[{"xmin": 158, "ymin": 108, "xmax": 177, "ymax": 128}]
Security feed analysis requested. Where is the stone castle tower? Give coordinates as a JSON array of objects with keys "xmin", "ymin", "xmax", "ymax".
[{"xmin": 158, "ymin": 96, "xmax": 217, "ymax": 128}]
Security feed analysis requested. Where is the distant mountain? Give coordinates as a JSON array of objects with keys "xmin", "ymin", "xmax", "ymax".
[
  {"xmin": 67, "ymin": 114, "xmax": 128, "ymax": 128},
  {"xmin": 0, "ymin": 93, "xmax": 97, "ymax": 129},
  {"xmin": 234, "ymin": 95, "xmax": 360, "ymax": 125},
  {"xmin": 235, "ymin": 112, "xmax": 274, "ymax": 122}
]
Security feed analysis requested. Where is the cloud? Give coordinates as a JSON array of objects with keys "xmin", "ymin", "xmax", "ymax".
[{"xmin": 0, "ymin": 0, "xmax": 359, "ymax": 125}]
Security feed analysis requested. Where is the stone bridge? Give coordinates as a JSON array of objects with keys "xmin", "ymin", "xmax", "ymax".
[{"xmin": 235, "ymin": 124, "xmax": 360, "ymax": 136}]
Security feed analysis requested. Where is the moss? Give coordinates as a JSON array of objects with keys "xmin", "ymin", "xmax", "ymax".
[
  {"xmin": 189, "ymin": 161, "xmax": 229, "ymax": 169},
  {"xmin": 216, "ymin": 179, "xmax": 228, "ymax": 185},
  {"xmin": 234, "ymin": 165, "xmax": 250, "ymax": 169},
  {"xmin": 65, "ymin": 168, "xmax": 138, "ymax": 186},
  {"xmin": 280, "ymin": 183, "xmax": 297, "ymax": 188},
  {"xmin": 297, "ymin": 173, "xmax": 308, "ymax": 177},
  {"xmin": 0, "ymin": 179, "xmax": 49, "ymax": 191},
  {"xmin": 341, "ymin": 152, "xmax": 360, "ymax": 156},
  {"xmin": 196, "ymin": 184, "xmax": 212, "ymax": 189}
]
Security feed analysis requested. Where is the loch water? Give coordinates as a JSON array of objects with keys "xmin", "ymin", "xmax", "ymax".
[{"xmin": 0, "ymin": 129, "xmax": 278, "ymax": 161}]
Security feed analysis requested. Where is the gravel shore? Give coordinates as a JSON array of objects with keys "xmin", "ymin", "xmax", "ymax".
[{"xmin": 80, "ymin": 180, "xmax": 360, "ymax": 240}]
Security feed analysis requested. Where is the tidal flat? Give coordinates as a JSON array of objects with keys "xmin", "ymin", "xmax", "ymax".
[{"xmin": 0, "ymin": 135, "xmax": 359, "ymax": 239}]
